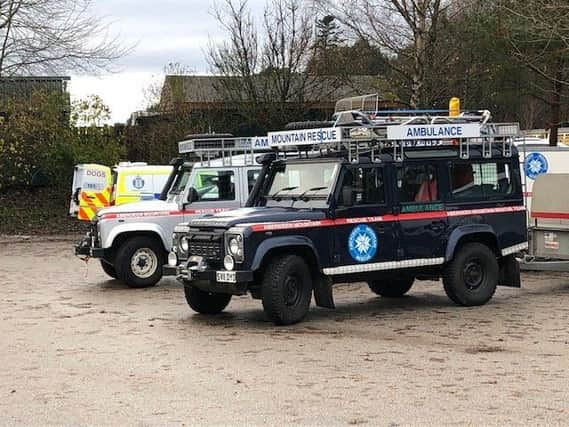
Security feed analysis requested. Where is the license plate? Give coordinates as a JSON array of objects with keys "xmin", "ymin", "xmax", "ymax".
[{"xmin": 216, "ymin": 271, "xmax": 236, "ymax": 283}]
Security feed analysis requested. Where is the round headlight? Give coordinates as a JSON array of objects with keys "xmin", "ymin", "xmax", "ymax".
[
  {"xmin": 229, "ymin": 237, "xmax": 240, "ymax": 255},
  {"xmin": 167, "ymin": 251, "xmax": 178, "ymax": 267},
  {"xmin": 223, "ymin": 255, "xmax": 235, "ymax": 271},
  {"xmin": 180, "ymin": 236, "xmax": 189, "ymax": 252}
]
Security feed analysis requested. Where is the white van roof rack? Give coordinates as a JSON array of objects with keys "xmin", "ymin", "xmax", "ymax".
[{"xmin": 178, "ymin": 135, "xmax": 270, "ymax": 166}]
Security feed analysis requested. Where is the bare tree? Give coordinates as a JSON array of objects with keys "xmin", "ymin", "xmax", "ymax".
[
  {"xmin": 207, "ymin": 0, "xmax": 342, "ymax": 130},
  {"xmin": 207, "ymin": 0, "xmax": 261, "ymax": 119},
  {"xmin": 317, "ymin": 0, "xmax": 449, "ymax": 108},
  {"xmin": 501, "ymin": 0, "xmax": 569, "ymax": 145},
  {"xmin": 0, "ymin": 0, "xmax": 130, "ymax": 77}
]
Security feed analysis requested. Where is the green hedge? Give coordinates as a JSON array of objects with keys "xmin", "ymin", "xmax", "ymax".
[{"xmin": 0, "ymin": 92, "xmax": 124, "ymax": 192}]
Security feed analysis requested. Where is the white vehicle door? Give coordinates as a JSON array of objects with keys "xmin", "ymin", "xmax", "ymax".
[
  {"xmin": 69, "ymin": 164, "xmax": 111, "ymax": 218},
  {"xmin": 69, "ymin": 165, "xmax": 83, "ymax": 216},
  {"xmin": 184, "ymin": 167, "xmax": 242, "ymax": 217}
]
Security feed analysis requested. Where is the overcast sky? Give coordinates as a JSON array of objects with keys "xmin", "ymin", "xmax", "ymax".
[{"xmin": 70, "ymin": 0, "xmax": 264, "ymax": 123}]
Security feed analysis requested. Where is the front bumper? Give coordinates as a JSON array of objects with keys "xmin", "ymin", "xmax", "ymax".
[
  {"xmin": 176, "ymin": 262, "xmax": 254, "ymax": 295},
  {"xmin": 74, "ymin": 233, "xmax": 105, "ymax": 258},
  {"xmin": 162, "ymin": 264, "xmax": 179, "ymax": 276}
]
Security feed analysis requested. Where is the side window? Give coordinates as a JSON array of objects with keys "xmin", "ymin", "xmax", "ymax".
[
  {"xmin": 398, "ymin": 164, "xmax": 439, "ymax": 203},
  {"xmin": 337, "ymin": 167, "xmax": 385, "ymax": 207},
  {"xmin": 194, "ymin": 170, "xmax": 235, "ymax": 201},
  {"xmin": 247, "ymin": 169, "xmax": 260, "ymax": 194},
  {"xmin": 451, "ymin": 162, "xmax": 513, "ymax": 199}
]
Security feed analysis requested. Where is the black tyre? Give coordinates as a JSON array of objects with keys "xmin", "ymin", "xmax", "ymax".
[
  {"xmin": 100, "ymin": 260, "xmax": 117, "ymax": 279},
  {"xmin": 261, "ymin": 254, "xmax": 312, "ymax": 325},
  {"xmin": 184, "ymin": 285, "xmax": 232, "ymax": 314},
  {"xmin": 443, "ymin": 242, "xmax": 498, "ymax": 306},
  {"xmin": 284, "ymin": 121, "xmax": 334, "ymax": 130},
  {"xmin": 114, "ymin": 236, "xmax": 166, "ymax": 288},
  {"xmin": 368, "ymin": 277, "xmax": 414, "ymax": 297}
]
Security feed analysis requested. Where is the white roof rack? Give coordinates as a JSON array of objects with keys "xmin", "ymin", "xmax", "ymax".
[
  {"xmin": 267, "ymin": 114, "xmax": 521, "ymax": 162},
  {"xmin": 177, "ymin": 135, "xmax": 270, "ymax": 167}
]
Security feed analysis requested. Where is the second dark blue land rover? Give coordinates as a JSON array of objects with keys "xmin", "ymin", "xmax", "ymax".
[{"xmin": 169, "ymin": 108, "xmax": 527, "ymax": 325}]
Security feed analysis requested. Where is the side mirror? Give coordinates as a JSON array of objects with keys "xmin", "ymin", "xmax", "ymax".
[{"xmin": 187, "ymin": 187, "xmax": 199, "ymax": 203}]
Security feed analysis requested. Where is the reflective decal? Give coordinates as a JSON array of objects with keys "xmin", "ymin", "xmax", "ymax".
[
  {"xmin": 524, "ymin": 152, "xmax": 548, "ymax": 180},
  {"xmin": 249, "ymin": 205, "xmax": 526, "ymax": 232},
  {"xmin": 348, "ymin": 224, "xmax": 377, "ymax": 262}
]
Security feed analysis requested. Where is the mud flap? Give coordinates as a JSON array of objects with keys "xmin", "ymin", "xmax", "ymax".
[
  {"xmin": 498, "ymin": 255, "xmax": 521, "ymax": 288},
  {"xmin": 313, "ymin": 275, "xmax": 335, "ymax": 309}
]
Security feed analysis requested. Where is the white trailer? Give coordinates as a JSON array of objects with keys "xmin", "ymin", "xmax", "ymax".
[{"xmin": 522, "ymin": 173, "xmax": 569, "ymax": 271}]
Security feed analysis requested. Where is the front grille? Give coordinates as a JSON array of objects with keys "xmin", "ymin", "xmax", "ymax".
[{"xmin": 188, "ymin": 232, "xmax": 224, "ymax": 260}]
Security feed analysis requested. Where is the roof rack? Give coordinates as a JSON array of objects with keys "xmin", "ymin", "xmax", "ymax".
[
  {"xmin": 335, "ymin": 94, "xmax": 379, "ymax": 114},
  {"xmin": 270, "ymin": 93, "xmax": 521, "ymax": 161},
  {"xmin": 177, "ymin": 135, "xmax": 270, "ymax": 166},
  {"xmin": 267, "ymin": 112, "xmax": 520, "ymax": 162}
]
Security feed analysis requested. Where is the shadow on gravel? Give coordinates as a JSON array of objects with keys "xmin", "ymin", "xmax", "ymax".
[
  {"xmin": 182, "ymin": 292, "xmax": 462, "ymax": 330},
  {"xmin": 95, "ymin": 278, "xmax": 181, "ymax": 291}
]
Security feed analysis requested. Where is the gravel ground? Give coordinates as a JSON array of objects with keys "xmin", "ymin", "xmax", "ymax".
[{"xmin": 1, "ymin": 238, "xmax": 569, "ymax": 426}]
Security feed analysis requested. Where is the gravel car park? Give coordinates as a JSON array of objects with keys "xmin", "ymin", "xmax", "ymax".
[{"xmin": 1, "ymin": 236, "xmax": 568, "ymax": 425}]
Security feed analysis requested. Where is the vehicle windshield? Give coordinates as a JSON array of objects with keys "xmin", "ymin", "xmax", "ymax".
[
  {"xmin": 169, "ymin": 168, "xmax": 192, "ymax": 195},
  {"xmin": 262, "ymin": 161, "xmax": 339, "ymax": 208}
]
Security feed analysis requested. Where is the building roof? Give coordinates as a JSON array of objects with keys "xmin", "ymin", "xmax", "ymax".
[
  {"xmin": 0, "ymin": 76, "xmax": 70, "ymax": 101},
  {"xmin": 159, "ymin": 74, "xmax": 396, "ymax": 110}
]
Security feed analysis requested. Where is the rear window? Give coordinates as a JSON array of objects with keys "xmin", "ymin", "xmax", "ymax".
[
  {"xmin": 398, "ymin": 164, "xmax": 440, "ymax": 203},
  {"xmin": 451, "ymin": 162, "xmax": 514, "ymax": 199}
]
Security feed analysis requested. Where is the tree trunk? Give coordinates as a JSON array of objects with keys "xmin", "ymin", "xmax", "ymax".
[
  {"xmin": 549, "ymin": 64, "xmax": 564, "ymax": 146},
  {"xmin": 410, "ymin": 26, "xmax": 426, "ymax": 109}
]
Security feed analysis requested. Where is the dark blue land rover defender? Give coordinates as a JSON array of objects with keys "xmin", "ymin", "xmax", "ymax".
[{"xmin": 170, "ymin": 103, "xmax": 527, "ymax": 325}]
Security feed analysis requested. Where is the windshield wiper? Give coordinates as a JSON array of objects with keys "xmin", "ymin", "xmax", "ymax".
[
  {"xmin": 298, "ymin": 186, "xmax": 328, "ymax": 201},
  {"xmin": 270, "ymin": 186, "xmax": 299, "ymax": 201}
]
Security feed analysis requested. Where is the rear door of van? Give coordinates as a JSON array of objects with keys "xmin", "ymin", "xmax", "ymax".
[{"xmin": 74, "ymin": 164, "xmax": 112, "ymax": 220}]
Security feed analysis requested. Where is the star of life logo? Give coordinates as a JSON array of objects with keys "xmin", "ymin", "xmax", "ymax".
[
  {"xmin": 524, "ymin": 152, "xmax": 548, "ymax": 180},
  {"xmin": 348, "ymin": 224, "xmax": 378, "ymax": 262}
]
